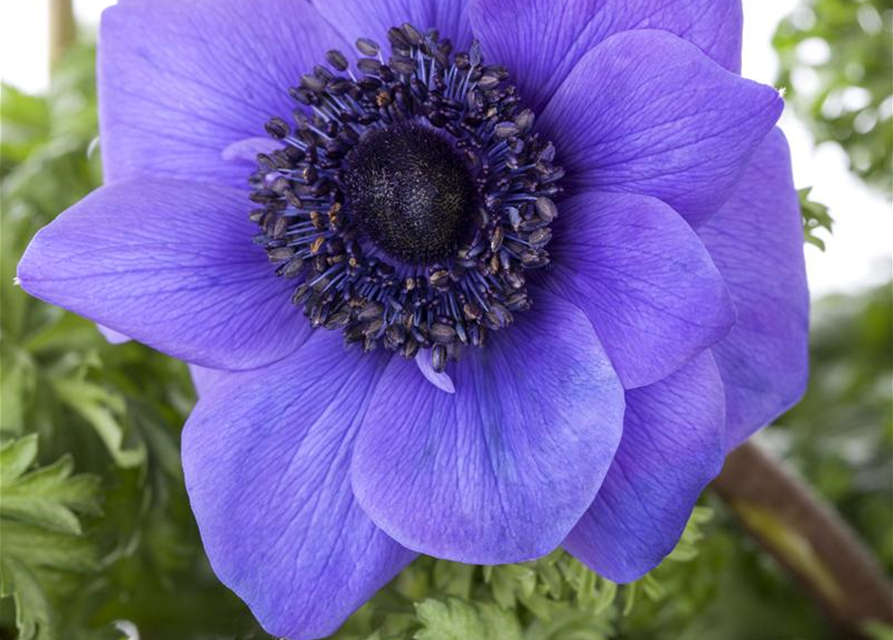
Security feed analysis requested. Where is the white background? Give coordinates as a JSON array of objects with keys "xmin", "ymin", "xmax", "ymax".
[{"xmin": 2, "ymin": 0, "xmax": 891, "ymax": 300}]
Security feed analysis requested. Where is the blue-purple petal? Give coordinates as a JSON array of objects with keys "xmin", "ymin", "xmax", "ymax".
[
  {"xmin": 188, "ymin": 364, "xmax": 230, "ymax": 397},
  {"xmin": 99, "ymin": 0, "xmax": 347, "ymax": 187},
  {"xmin": 182, "ymin": 332, "xmax": 415, "ymax": 639},
  {"xmin": 546, "ymin": 191, "xmax": 735, "ymax": 389},
  {"xmin": 17, "ymin": 179, "xmax": 311, "ymax": 370},
  {"xmin": 699, "ymin": 128, "xmax": 809, "ymax": 449},
  {"xmin": 540, "ymin": 29, "xmax": 783, "ymax": 228},
  {"xmin": 470, "ymin": 0, "xmax": 742, "ymax": 113},
  {"xmin": 564, "ymin": 352, "xmax": 725, "ymax": 582},
  {"xmin": 311, "ymin": 0, "xmax": 473, "ymax": 52},
  {"xmin": 351, "ymin": 292, "xmax": 624, "ymax": 564},
  {"xmin": 96, "ymin": 324, "xmax": 130, "ymax": 344}
]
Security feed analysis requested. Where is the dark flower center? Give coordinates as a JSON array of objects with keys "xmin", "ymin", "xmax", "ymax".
[
  {"xmin": 249, "ymin": 23, "xmax": 564, "ymax": 371},
  {"xmin": 344, "ymin": 123, "xmax": 476, "ymax": 264}
]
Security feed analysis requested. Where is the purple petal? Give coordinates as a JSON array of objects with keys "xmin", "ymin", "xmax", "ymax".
[
  {"xmin": 220, "ymin": 137, "xmax": 283, "ymax": 164},
  {"xmin": 546, "ymin": 191, "xmax": 735, "ymax": 389},
  {"xmin": 415, "ymin": 350, "xmax": 456, "ymax": 394},
  {"xmin": 312, "ymin": 0, "xmax": 473, "ymax": 52},
  {"xmin": 564, "ymin": 352, "xmax": 725, "ymax": 582},
  {"xmin": 96, "ymin": 324, "xmax": 130, "ymax": 344},
  {"xmin": 99, "ymin": 0, "xmax": 347, "ymax": 187},
  {"xmin": 470, "ymin": 0, "xmax": 742, "ymax": 113},
  {"xmin": 699, "ymin": 129, "xmax": 809, "ymax": 449},
  {"xmin": 352, "ymin": 292, "xmax": 625, "ymax": 564},
  {"xmin": 182, "ymin": 332, "xmax": 415, "ymax": 639},
  {"xmin": 17, "ymin": 180, "xmax": 311, "ymax": 370},
  {"xmin": 540, "ymin": 29, "xmax": 783, "ymax": 228},
  {"xmin": 188, "ymin": 364, "xmax": 229, "ymax": 397}
]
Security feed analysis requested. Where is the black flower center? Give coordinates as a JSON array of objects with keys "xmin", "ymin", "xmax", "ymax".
[{"xmin": 344, "ymin": 123, "xmax": 476, "ymax": 264}]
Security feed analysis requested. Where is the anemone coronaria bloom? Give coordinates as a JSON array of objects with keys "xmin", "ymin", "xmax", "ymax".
[{"xmin": 17, "ymin": 0, "xmax": 809, "ymax": 637}]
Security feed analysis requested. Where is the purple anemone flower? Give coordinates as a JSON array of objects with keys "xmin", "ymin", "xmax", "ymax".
[{"xmin": 17, "ymin": 0, "xmax": 809, "ymax": 637}]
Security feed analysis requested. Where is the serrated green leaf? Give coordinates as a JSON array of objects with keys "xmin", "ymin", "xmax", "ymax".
[
  {"xmin": 414, "ymin": 597, "xmax": 521, "ymax": 640},
  {"xmin": 1, "ymin": 502, "xmax": 99, "ymax": 576},
  {"xmin": 592, "ymin": 579, "xmax": 616, "ymax": 615},
  {"xmin": 52, "ymin": 378, "xmax": 146, "ymax": 468},
  {"xmin": 799, "ymin": 187, "xmax": 834, "ymax": 252},
  {"xmin": 622, "ymin": 581, "xmax": 637, "ymax": 616},
  {"xmin": 431, "ymin": 558, "xmax": 476, "ymax": 598},
  {"xmin": 523, "ymin": 607, "xmax": 616, "ymax": 640},
  {"xmin": 534, "ymin": 557, "xmax": 564, "ymax": 599},
  {"xmin": 639, "ymin": 574, "xmax": 664, "ymax": 601},
  {"xmin": 476, "ymin": 601, "xmax": 522, "ymax": 640},
  {"xmin": 0, "ymin": 433, "xmax": 39, "ymax": 483},
  {"xmin": 0, "ymin": 555, "xmax": 54, "ymax": 640},
  {"xmin": 0, "ymin": 346, "xmax": 36, "ymax": 438},
  {"xmin": 487, "ymin": 561, "xmax": 549, "ymax": 612},
  {"xmin": 574, "ymin": 564, "xmax": 597, "ymax": 609},
  {"xmin": 1, "ymin": 454, "xmax": 101, "ymax": 534},
  {"xmin": 0, "ymin": 436, "xmax": 101, "ymax": 640}
]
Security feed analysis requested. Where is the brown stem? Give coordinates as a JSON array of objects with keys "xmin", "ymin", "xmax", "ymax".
[
  {"xmin": 49, "ymin": 0, "xmax": 76, "ymax": 75},
  {"xmin": 712, "ymin": 441, "xmax": 893, "ymax": 639}
]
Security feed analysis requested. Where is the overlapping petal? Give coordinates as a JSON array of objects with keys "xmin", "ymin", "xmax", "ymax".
[
  {"xmin": 470, "ymin": 0, "xmax": 742, "ymax": 113},
  {"xmin": 188, "ymin": 364, "xmax": 229, "ymax": 397},
  {"xmin": 311, "ymin": 0, "xmax": 473, "ymax": 52},
  {"xmin": 17, "ymin": 179, "xmax": 311, "ymax": 370},
  {"xmin": 564, "ymin": 352, "xmax": 725, "ymax": 582},
  {"xmin": 540, "ymin": 29, "xmax": 783, "ymax": 228},
  {"xmin": 699, "ymin": 129, "xmax": 809, "ymax": 449},
  {"xmin": 99, "ymin": 0, "xmax": 347, "ymax": 187},
  {"xmin": 183, "ymin": 332, "xmax": 415, "ymax": 639},
  {"xmin": 351, "ymin": 292, "xmax": 625, "ymax": 564},
  {"xmin": 547, "ymin": 191, "xmax": 735, "ymax": 389},
  {"xmin": 96, "ymin": 323, "xmax": 130, "ymax": 344}
]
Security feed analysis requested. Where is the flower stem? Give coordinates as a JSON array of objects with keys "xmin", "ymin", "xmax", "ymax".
[{"xmin": 712, "ymin": 441, "xmax": 893, "ymax": 639}]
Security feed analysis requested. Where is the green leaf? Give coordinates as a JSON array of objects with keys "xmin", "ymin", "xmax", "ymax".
[
  {"xmin": 666, "ymin": 505, "xmax": 712, "ymax": 563},
  {"xmin": 1, "ymin": 519, "xmax": 99, "ymax": 575},
  {"xmin": 0, "ymin": 83, "xmax": 49, "ymax": 169},
  {"xmin": 1, "ymin": 436, "xmax": 101, "ymax": 534},
  {"xmin": 591, "ymin": 579, "xmax": 616, "ymax": 615},
  {"xmin": 0, "ymin": 556, "xmax": 53, "ymax": 640},
  {"xmin": 0, "ymin": 346, "xmax": 36, "ymax": 438},
  {"xmin": 0, "ymin": 436, "xmax": 102, "ymax": 640},
  {"xmin": 414, "ymin": 598, "xmax": 521, "ymax": 640},
  {"xmin": 431, "ymin": 558, "xmax": 476, "ymax": 598},
  {"xmin": 0, "ymin": 433, "xmax": 39, "ymax": 483},
  {"xmin": 52, "ymin": 378, "xmax": 146, "ymax": 468},
  {"xmin": 799, "ymin": 187, "xmax": 834, "ymax": 251},
  {"xmin": 523, "ymin": 608, "xmax": 616, "ymax": 640}
]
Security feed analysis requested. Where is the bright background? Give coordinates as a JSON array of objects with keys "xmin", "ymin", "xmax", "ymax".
[{"xmin": 1, "ymin": 0, "xmax": 891, "ymax": 300}]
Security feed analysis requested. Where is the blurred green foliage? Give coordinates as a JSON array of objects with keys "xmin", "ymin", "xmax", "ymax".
[
  {"xmin": 775, "ymin": 0, "xmax": 893, "ymax": 195},
  {"xmin": 781, "ymin": 284, "xmax": 893, "ymax": 574},
  {"xmin": 2, "ymin": 2, "xmax": 892, "ymax": 637},
  {"xmin": 799, "ymin": 187, "xmax": 835, "ymax": 251},
  {"xmin": 1, "ymin": 45, "xmax": 262, "ymax": 640}
]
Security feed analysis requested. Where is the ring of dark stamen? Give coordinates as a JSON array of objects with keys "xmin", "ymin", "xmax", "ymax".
[{"xmin": 249, "ymin": 23, "xmax": 564, "ymax": 372}]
